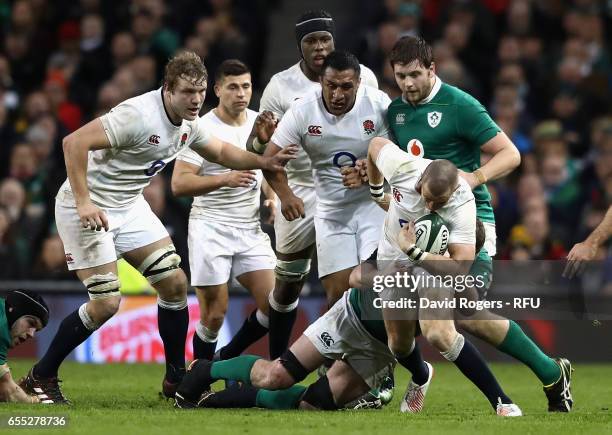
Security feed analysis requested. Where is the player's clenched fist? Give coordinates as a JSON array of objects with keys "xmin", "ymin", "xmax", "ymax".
[
  {"xmin": 280, "ymin": 194, "xmax": 305, "ymax": 221},
  {"xmin": 77, "ymin": 202, "xmax": 109, "ymax": 232},
  {"xmin": 224, "ymin": 170, "xmax": 257, "ymax": 188}
]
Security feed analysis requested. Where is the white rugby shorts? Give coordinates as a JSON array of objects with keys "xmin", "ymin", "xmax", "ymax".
[{"xmin": 188, "ymin": 219, "xmax": 276, "ymax": 287}]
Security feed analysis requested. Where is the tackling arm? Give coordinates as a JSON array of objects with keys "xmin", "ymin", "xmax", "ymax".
[
  {"xmin": 466, "ymin": 132, "xmax": 520, "ymax": 188},
  {"xmin": 171, "ymin": 159, "xmax": 247, "ymax": 197},
  {"xmin": 192, "ymin": 135, "xmax": 296, "ymax": 172}
]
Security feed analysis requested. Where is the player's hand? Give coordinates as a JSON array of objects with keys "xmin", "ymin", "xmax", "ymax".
[
  {"xmin": 458, "ymin": 170, "xmax": 479, "ymax": 190},
  {"xmin": 262, "ymin": 198, "xmax": 276, "ymax": 225},
  {"xmin": 563, "ymin": 241, "xmax": 597, "ymax": 278},
  {"xmin": 254, "ymin": 110, "xmax": 278, "ymax": 144},
  {"xmin": 398, "ymin": 221, "xmax": 417, "ymax": 252},
  {"xmin": 356, "ymin": 159, "xmax": 369, "ymax": 184},
  {"xmin": 340, "ymin": 165, "xmax": 364, "ymax": 189},
  {"xmin": 280, "ymin": 194, "xmax": 305, "ymax": 221},
  {"xmin": 264, "ymin": 145, "xmax": 298, "ymax": 171},
  {"xmin": 224, "ymin": 170, "xmax": 257, "ymax": 188},
  {"xmin": 77, "ymin": 201, "xmax": 109, "ymax": 232}
]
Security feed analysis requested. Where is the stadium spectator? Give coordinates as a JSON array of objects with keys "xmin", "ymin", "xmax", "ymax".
[{"xmin": 31, "ymin": 233, "xmax": 73, "ymax": 280}]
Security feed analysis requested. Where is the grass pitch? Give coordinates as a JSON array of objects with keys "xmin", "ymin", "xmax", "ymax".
[{"xmin": 1, "ymin": 361, "xmax": 610, "ymax": 435}]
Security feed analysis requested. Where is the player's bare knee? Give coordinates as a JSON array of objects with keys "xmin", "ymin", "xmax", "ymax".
[
  {"xmin": 156, "ymin": 269, "xmax": 188, "ymax": 301},
  {"xmin": 203, "ymin": 311, "xmax": 225, "ymax": 332},
  {"xmin": 456, "ymin": 318, "xmax": 477, "ymax": 333},
  {"xmin": 81, "ymin": 295, "xmax": 121, "ymax": 330},
  {"xmin": 387, "ymin": 333, "xmax": 412, "ymax": 356},
  {"xmin": 423, "ymin": 325, "xmax": 457, "ymax": 352}
]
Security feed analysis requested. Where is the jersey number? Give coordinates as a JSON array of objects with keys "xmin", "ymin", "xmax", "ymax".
[
  {"xmin": 332, "ymin": 151, "xmax": 357, "ymax": 168},
  {"xmin": 144, "ymin": 160, "xmax": 166, "ymax": 176}
]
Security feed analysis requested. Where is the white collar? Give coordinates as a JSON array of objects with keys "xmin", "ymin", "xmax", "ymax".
[{"xmin": 418, "ymin": 76, "xmax": 442, "ymax": 105}]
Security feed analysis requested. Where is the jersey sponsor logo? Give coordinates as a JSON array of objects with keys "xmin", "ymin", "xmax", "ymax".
[
  {"xmin": 332, "ymin": 151, "xmax": 357, "ymax": 168},
  {"xmin": 393, "ymin": 187, "xmax": 403, "ymax": 202},
  {"xmin": 395, "ymin": 113, "xmax": 405, "ymax": 125},
  {"xmin": 427, "ymin": 111, "xmax": 442, "ymax": 128},
  {"xmin": 319, "ymin": 332, "xmax": 335, "ymax": 348},
  {"xmin": 363, "ymin": 119, "xmax": 375, "ymax": 135},
  {"xmin": 147, "ymin": 134, "xmax": 160, "ymax": 145},
  {"xmin": 307, "ymin": 125, "xmax": 322, "ymax": 136},
  {"xmin": 65, "ymin": 253, "xmax": 74, "ymax": 264},
  {"xmin": 407, "ymin": 139, "xmax": 424, "ymax": 157},
  {"xmin": 180, "ymin": 133, "xmax": 188, "ymax": 146}
]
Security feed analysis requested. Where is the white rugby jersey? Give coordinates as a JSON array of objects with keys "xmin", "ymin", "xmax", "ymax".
[
  {"xmin": 271, "ymin": 85, "xmax": 390, "ymax": 218},
  {"xmin": 260, "ymin": 62, "xmax": 378, "ymax": 187},
  {"xmin": 375, "ymin": 144, "xmax": 476, "ymax": 259},
  {"xmin": 58, "ymin": 88, "xmax": 211, "ymax": 208},
  {"xmin": 177, "ymin": 109, "xmax": 263, "ymax": 228}
]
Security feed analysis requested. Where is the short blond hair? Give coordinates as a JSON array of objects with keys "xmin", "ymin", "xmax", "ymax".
[{"xmin": 163, "ymin": 51, "xmax": 207, "ymax": 92}]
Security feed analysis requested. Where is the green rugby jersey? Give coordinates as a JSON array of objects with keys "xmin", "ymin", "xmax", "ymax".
[
  {"xmin": 387, "ymin": 80, "xmax": 500, "ymax": 223},
  {"xmin": 0, "ymin": 299, "xmax": 11, "ymax": 365}
]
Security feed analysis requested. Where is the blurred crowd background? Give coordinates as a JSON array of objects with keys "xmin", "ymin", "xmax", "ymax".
[{"xmin": 0, "ymin": 0, "xmax": 610, "ymax": 289}]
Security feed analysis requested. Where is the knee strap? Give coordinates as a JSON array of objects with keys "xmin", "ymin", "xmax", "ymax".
[
  {"xmin": 275, "ymin": 259, "xmax": 311, "ymax": 283},
  {"xmin": 83, "ymin": 272, "xmax": 121, "ymax": 300},
  {"xmin": 279, "ymin": 349, "xmax": 309, "ymax": 383},
  {"xmin": 137, "ymin": 244, "xmax": 181, "ymax": 284},
  {"xmin": 301, "ymin": 376, "xmax": 337, "ymax": 410}
]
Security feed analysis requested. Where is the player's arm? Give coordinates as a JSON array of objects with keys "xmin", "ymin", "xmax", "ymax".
[
  {"xmin": 262, "ymin": 142, "xmax": 304, "ymax": 220},
  {"xmin": 366, "ymin": 138, "xmax": 390, "ymax": 211},
  {"xmin": 465, "ymin": 132, "xmax": 521, "ymax": 188},
  {"xmin": 171, "ymin": 160, "xmax": 256, "ymax": 197},
  {"xmin": 0, "ymin": 364, "xmax": 39, "ymax": 403},
  {"xmin": 564, "ymin": 205, "xmax": 612, "ymax": 278},
  {"xmin": 191, "ymin": 134, "xmax": 297, "ymax": 173},
  {"xmin": 62, "ymin": 118, "xmax": 113, "ymax": 231},
  {"xmin": 398, "ymin": 223, "xmax": 475, "ymax": 276},
  {"xmin": 458, "ymin": 102, "xmax": 521, "ymax": 189},
  {"xmin": 367, "ymin": 137, "xmax": 418, "ymax": 211}
]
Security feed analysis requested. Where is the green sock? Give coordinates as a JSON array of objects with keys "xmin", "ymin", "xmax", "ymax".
[
  {"xmin": 255, "ymin": 385, "xmax": 308, "ymax": 410},
  {"xmin": 210, "ymin": 355, "xmax": 262, "ymax": 385},
  {"xmin": 497, "ymin": 320, "xmax": 561, "ymax": 385}
]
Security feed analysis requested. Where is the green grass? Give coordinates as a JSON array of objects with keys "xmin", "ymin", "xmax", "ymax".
[{"xmin": 1, "ymin": 361, "xmax": 611, "ymax": 435}]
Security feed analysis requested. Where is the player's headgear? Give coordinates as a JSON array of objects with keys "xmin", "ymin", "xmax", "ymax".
[
  {"xmin": 295, "ymin": 10, "xmax": 335, "ymax": 56},
  {"xmin": 5, "ymin": 289, "xmax": 49, "ymax": 328}
]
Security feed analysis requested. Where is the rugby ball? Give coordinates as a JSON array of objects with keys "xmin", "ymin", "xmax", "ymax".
[{"xmin": 414, "ymin": 212, "xmax": 449, "ymax": 255}]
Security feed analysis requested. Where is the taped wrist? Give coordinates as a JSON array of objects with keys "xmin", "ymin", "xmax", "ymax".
[
  {"xmin": 405, "ymin": 244, "xmax": 428, "ymax": 264},
  {"xmin": 369, "ymin": 182, "xmax": 385, "ymax": 202},
  {"xmin": 252, "ymin": 137, "xmax": 268, "ymax": 154}
]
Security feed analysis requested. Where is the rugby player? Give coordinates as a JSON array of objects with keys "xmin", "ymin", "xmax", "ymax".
[
  {"xmin": 172, "ymin": 59, "xmax": 277, "ymax": 361},
  {"xmin": 255, "ymin": 10, "xmax": 378, "ymax": 359},
  {"xmin": 385, "ymin": 36, "xmax": 572, "ymax": 412},
  {"xmin": 19, "ymin": 51, "xmax": 295, "ymax": 403}
]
